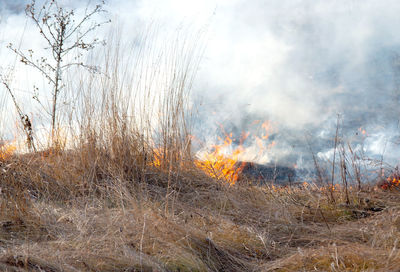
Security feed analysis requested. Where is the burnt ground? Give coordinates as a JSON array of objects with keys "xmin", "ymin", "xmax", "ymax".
[{"xmin": 240, "ymin": 161, "xmax": 296, "ymax": 185}]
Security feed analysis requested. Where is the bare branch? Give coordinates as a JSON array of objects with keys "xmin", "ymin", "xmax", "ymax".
[
  {"xmin": 25, "ymin": 3, "xmax": 55, "ymax": 49},
  {"xmin": 10, "ymin": 0, "xmax": 110, "ymax": 147},
  {"xmin": 8, "ymin": 45, "xmax": 56, "ymax": 85},
  {"xmin": 64, "ymin": 4, "xmax": 107, "ymax": 40}
]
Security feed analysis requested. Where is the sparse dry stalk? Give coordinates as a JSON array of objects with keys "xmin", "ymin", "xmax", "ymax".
[
  {"xmin": 8, "ymin": 0, "xmax": 110, "ymax": 148},
  {"xmin": 1, "ymin": 80, "xmax": 36, "ymax": 151},
  {"xmin": 330, "ymin": 114, "xmax": 340, "ymax": 204},
  {"xmin": 339, "ymin": 143, "xmax": 350, "ymax": 205},
  {"xmin": 348, "ymin": 142, "xmax": 362, "ymax": 191}
]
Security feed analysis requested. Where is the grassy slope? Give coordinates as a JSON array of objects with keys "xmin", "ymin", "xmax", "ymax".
[{"xmin": 0, "ymin": 149, "xmax": 398, "ymax": 272}]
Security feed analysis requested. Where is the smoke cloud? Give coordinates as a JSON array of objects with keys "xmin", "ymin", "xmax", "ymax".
[
  {"xmin": 2, "ymin": 0, "xmax": 400, "ymax": 176},
  {"xmin": 190, "ymin": 0, "xmax": 400, "ymax": 172}
]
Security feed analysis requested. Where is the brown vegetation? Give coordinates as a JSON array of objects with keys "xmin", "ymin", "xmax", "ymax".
[
  {"xmin": 1, "ymin": 2, "xmax": 399, "ymax": 271},
  {"xmin": 0, "ymin": 146, "xmax": 399, "ymax": 271}
]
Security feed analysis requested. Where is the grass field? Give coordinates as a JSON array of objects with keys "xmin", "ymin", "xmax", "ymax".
[
  {"xmin": 1, "ymin": 10, "xmax": 399, "ymax": 270},
  {"xmin": 0, "ymin": 145, "xmax": 398, "ymax": 271}
]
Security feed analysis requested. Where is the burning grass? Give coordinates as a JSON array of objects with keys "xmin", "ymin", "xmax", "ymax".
[
  {"xmin": 194, "ymin": 121, "xmax": 276, "ymax": 185},
  {"xmin": 379, "ymin": 171, "xmax": 400, "ymax": 190},
  {"xmin": 0, "ymin": 146, "xmax": 399, "ymax": 271},
  {"xmin": 1, "ymin": 17, "xmax": 399, "ymax": 271},
  {"xmin": 194, "ymin": 135, "xmax": 246, "ymax": 185},
  {"xmin": 0, "ymin": 118, "xmax": 398, "ymax": 272},
  {"xmin": 2, "ymin": 64, "xmax": 399, "ymax": 272},
  {"xmin": 0, "ymin": 141, "xmax": 16, "ymax": 161}
]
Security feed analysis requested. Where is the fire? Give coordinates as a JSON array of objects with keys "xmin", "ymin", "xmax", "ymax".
[
  {"xmin": 380, "ymin": 175, "xmax": 400, "ymax": 190},
  {"xmin": 255, "ymin": 136, "xmax": 265, "ymax": 155},
  {"xmin": 268, "ymin": 141, "xmax": 276, "ymax": 149},
  {"xmin": 150, "ymin": 120, "xmax": 277, "ymax": 185},
  {"xmin": 194, "ymin": 120, "xmax": 275, "ymax": 184},
  {"xmin": 261, "ymin": 121, "xmax": 272, "ymax": 140},
  {"xmin": 0, "ymin": 141, "xmax": 16, "ymax": 161},
  {"xmin": 152, "ymin": 148, "xmax": 162, "ymax": 168},
  {"xmin": 195, "ymin": 133, "xmax": 246, "ymax": 184},
  {"xmin": 150, "ymin": 147, "xmax": 182, "ymax": 169},
  {"xmin": 358, "ymin": 127, "xmax": 367, "ymax": 136},
  {"xmin": 322, "ymin": 184, "xmax": 340, "ymax": 192}
]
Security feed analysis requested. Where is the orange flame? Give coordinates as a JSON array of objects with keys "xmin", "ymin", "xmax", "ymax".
[
  {"xmin": 194, "ymin": 120, "xmax": 277, "ymax": 184},
  {"xmin": 152, "ymin": 148, "xmax": 162, "ymax": 168},
  {"xmin": 0, "ymin": 141, "xmax": 16, "ymax": 161},
  {"xmin": 380, "ymin": 175, "xmax": 400, "ymax": 190},
  {"xmin": 268, "ymin": 140, "xmax": 276, "ymax": 149},
  {"xmin": 150, "ymin": 148, "xmax": 182, "ymax": 169},
  {"xmin": 195, "ymin": 133, "xmax": 246, "ymax": 185},
  {"xmin": 261, "ymin": 121, "xmax": 272, "ymax": 140},
  {"xmin": 255, "ymin": 136, "xmax": 265, "ymax": 155},
  {"xmin": 358, "ymin": 127, "xmax": 366, "ymax": 136},
  {"xmin": 150, "ymin": 121, "xmax": 277, "ymax": 185}
]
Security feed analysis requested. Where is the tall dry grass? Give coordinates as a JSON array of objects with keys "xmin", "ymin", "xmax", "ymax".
[
  {"xmin": 1, "ymin": 148, "xmax": 400, "ymax": 271},
  {"xmin": 0, "ymin": 25, "xmax": 400, "ymax": 272}
]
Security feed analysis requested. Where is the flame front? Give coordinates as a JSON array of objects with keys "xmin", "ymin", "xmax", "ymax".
[
  {"xmin": 150, "ymin": 121, "xmax": 276, "ymax": 185},
  {"xmin": 381, "ymin": 176, "xmax": 400, "ymax": 190},
  {"xmin": 194, "ymin": 120, "xmax": 276, "ymax": 184},
  {"xmin": 152, "ymin": 148, "xmax": 162, "ymax": 168},
  {"xmin": 0, "ymin": 141, "xmax": 16, "ymax": 161},
  {"xmin": 195, "ymin": 133, "xmax": 245, "ymax": 185}
]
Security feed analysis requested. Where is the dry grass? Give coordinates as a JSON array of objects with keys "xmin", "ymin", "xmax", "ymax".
[
  {"xmin": 0, "ymin": 148, "xmax": 399, "ymax": 272},
  {"xmin": 1, "ymin": 23, "xmax": 399, "ymax": 272}
]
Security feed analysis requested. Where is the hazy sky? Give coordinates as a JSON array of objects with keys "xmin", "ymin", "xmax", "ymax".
[{"xmin": 2, "ymin": 0, "xmax": 400, "ymax": 169}]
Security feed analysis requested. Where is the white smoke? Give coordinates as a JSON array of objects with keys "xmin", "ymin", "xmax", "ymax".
[{"xmin": 3, "ymin": 0, "xmax": 400, "ymax": 169}]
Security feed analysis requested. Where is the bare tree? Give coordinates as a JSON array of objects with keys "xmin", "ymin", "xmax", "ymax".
[{"xmin": 8, "ymin": 0, "xmax": 110, "ymax": 146}]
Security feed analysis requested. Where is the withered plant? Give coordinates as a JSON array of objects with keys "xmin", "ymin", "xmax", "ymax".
[
  {"xmin": 0, "ymin": 4, "xmax": 399, "ymax": 271},
  {"xmin": 8, "ymin": 0, "xmax": 110, "ymax": 147},
  {"xmin": 0, "ymin": 78, "xmax": 35, "ymax": 151}
]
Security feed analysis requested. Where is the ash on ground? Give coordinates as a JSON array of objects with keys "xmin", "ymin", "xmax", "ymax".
[{"xmin": 239, "ymin": 162, "xmax": 297, "ymax": 185}]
